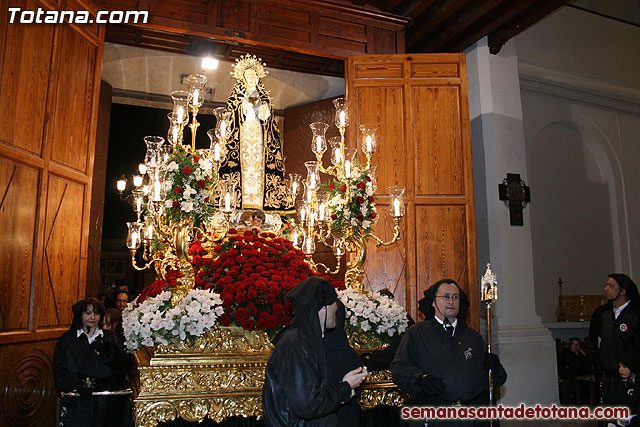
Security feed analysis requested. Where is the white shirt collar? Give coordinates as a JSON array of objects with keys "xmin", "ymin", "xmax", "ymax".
[
  {"xmin": 614, "ymin": 300, "xmax": 631, "ymax": 320},
  {"xmin": 77, "ymin": 327, "xmax": 103, "ymax": 344},
  {"xmin": 434, "ymin": 315, "xmax": 457, "ymax": 329}
]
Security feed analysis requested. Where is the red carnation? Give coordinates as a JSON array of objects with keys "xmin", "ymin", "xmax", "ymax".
[
  {"xmin": 357, "ymin": 214, "xmax": 365, "ymax": 221},
  {"xmin": 194, "ymin": 156, "xmax": 201, "ymax": 161},
  {"xmin": 247, "ymin": 303, "xmax": 258, "ymax": 316},
  {"xmin": 281, "ymin": 315, "xmax": 292, "ymax": 326},
  {"xmin": 234, "ymin": 307, "xmax": 248, "ymax": 321},
  {"xmin": 247, "ymin": 289, "xmax": 258, "ymax": 300},
  {"xmin": 221, "ymin": 293, "xmax": 234, "ymax": 306},
  {"xmin": 182, "ymin": 167, "xmax": 192, "ymax": 175},
  {"xmin": 235, "ymin": 256, "xmax": 246, "ymax": 264},
  {"xmin": 330, "ymin": 213, "xmax": 337, "ymax": 220},
  {"xmin": 370, "ymin": 212, "xmax": 377, "ymax": 219},
  {"xmin": 357, "ymin": 182, "xmax": 366, "ymax": 189},
  {"xmin": 267, "ymin": 315, "xmax": 279, "ymax": 329},
  {"xmin": 356, "ymin": 196, "xmax": 365, "ymax": 204},
  {"xmin": 242, "ymin": 319, "xmax": 255, "ymax": 330},
  {"xmin": 369, "ymin": 196, "xmax": 374, "ymax": 202},
  {"xmin": 265, "ymin": 294, "xmax": 276, "ymax": 304},
  {"xmin": 174, "ymin": 186, "xmax": 182, "ymax": 194},
  {"xmin": 196, "ymin": 180, "xmax": 205, "ymax": 188},
  {"xmin": 235, "ymin": 293, "xmax": 247, "ymax": 304},
  {"xmin": 219, "ymin": 314, "xmax": 232, "ymax": 326},
  {"xmin": 340, "ymin": 185, "xmax": 347, "ymax": 192},
  {"xmin": 328, "ymin": 183, "xmax": 335, "ymax": 190},
  {"xmin": 172, "ymin": 200, "xmax": 179, "ymax": 208},
  {"xmin": 284, "ymin": 302, "xmax": 294, "ymax": 314},
  {"xmin": 256, "ymin": 318, "xmax": 268, "ymax": 330},
  {"xmin": 272, "ymin": 303, "xmax": 284, "ymax": 315}
]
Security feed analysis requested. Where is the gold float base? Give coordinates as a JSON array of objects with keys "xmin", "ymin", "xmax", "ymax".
[{"xmin": 132, "ymin": 326, "xmax": 408, "ymax": 427}]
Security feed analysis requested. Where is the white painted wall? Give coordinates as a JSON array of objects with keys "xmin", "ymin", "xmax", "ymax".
[{"xmin": 516, "ymin": 6, "xmax": 640, "ymax": 321}]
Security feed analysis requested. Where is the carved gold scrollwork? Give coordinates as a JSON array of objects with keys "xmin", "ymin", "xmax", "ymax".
[
  {"xmin": 347, "ymin": 329, "xmax": 390, "ymax": 352},
  {"xmin": 154, "ymin": 326, "xmax": 273, "ymax": 355},
  {"xmin": 136, "ymin": 401, "xmax": 177, "ymax": 427},
  {"xmin": 359, "ymin": 388, "xmax": 408, "ymax": 409},
  {"xmin": 178, "ymin": 399, "xmax": 209, "ymax": 421},
  {"xmin": 208, "ymin": 396, "xmax": 263, "ymax": 423}
]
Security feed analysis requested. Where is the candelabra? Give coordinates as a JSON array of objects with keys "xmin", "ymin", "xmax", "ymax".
[
  {"xmin": 119, "ymin": 74, "xmax": 237, "ymax": 304},
  {"xmin": 290, "ymin": 97, "xmax": 405, "ymax": 292}
]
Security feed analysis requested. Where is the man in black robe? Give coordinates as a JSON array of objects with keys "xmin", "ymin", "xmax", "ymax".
[
  {"xmin": 262, "ymin": 277, "xmax": 369, "ymax": 426},
  {"xmin": 391, "ymin": 279, "xmax": 507, "ymax": 426},
  {"xmin": 597, "ymin": 273, "xmax": 640, "ymax": 412}
]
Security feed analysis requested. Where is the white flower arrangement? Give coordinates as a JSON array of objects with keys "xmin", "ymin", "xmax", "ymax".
[
  {"xmin": 337, "ymin": 288, "xmax": 409, "ymax": 342},
  {"xmin": 122, "ymin": 288, "xmax": 224, "ymax": 352}
]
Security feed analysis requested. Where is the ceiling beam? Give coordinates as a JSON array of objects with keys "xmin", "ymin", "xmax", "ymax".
[
  {"xmin": 407, "ymin": 0, "xmax": 503, "ymax": 51},
  {"xmin": 487, "ymin": 0, "xmax": 568, "ymax": 54},
  {"xmin": 407, "ymin": 0, "xmax": 512, "ymax": 52},
  {"xmin": 393, "ymin": 0, "xmax": 439, "ymax": 21}
]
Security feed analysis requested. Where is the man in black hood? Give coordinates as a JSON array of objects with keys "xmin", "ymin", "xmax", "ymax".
[
  {"xmin": 262, "ymin": 277, "xmax": 368, "ymax": 426},
  {"xmin": 391, "ymin": 279, "xmax": 507, "ymax": 426},
  {"xmin": 596, "ymin": 273, "xmax": 640, "ymax": 416}
]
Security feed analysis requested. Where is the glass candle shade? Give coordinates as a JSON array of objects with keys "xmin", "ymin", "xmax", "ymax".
[
  {"xmin": 388, "ymin": 186, "xmax": 406, "ymax": 217},
  {"xmin": 144, "ymin": 136, "xmax": 164, "ymax": 169},
  {"xmin": 170, "ymin": 91, "xmax": 191, "ymax": 124},
  {"xmin": 116, "ymin": 176, "xmax": 127, "ymax": 193},
  {"xmin": 360, "ymin": 124, "xmax": 378, "ymax": 155},
  {"xmin": 329, "ymin": 137, "xmax": 343, "ymax": 166},
  {"xmin": 207, "ymin": 129, "xmax": 226, "ymax": 163},
  {"xmin": 304, "ymin": 161, "xmax": 320, "ymax": 190},
  {"xmin": 126, "ymin": 222, "xmax": 143, "ymax": 250},
  {"xmin": 309, "ymin": 122, "xmax": 328, "ymax": 157},
  {"xmin": 332, "ymin": 97, "xmax": 348, "ymax": 129},
  {"xmin": 219, "ymin": 179, "xmax": 236, "ymax": 213},
  {"xmin": 288, "ymin": 173, "xmax": 302, "ymax": 197},
  {"xmin": 131, "ymin": 188, "xmax": 145, "ymax": 213},
  {"xmin": 185, "ymin": 74, "xmax": 208, "ymax": 108},
  {"xmin": 302, "ymin": 232, "xmax": 316, "ymax": 256},
  {"xmin": 213, "ymin": 107, "xmax": 231, "ymax": 143},
  {"xmin": 343, "ymin": 148, "xmax": 357, "ymax": 180}
]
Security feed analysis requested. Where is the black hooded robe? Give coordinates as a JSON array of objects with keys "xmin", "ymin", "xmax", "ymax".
[
  {"xmin": 53, "ymin": 328, "xmax": 132, "ymax": 427},
  {"xmin": 262, "ymin": 277, "xmax": 352, "ymax": 426}
]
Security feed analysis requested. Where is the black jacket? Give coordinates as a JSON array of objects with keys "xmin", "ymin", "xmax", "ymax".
[
  {"xmin": 391, "ymin": 319, "xmax": 506, "ymax": 405},
  {"xmin": 599, "ymin": 303, "xmax": 640, "ymax": 373},
  {"xmin": 262, "ymin": 277, "xmax": 352, "ymax": 426}
]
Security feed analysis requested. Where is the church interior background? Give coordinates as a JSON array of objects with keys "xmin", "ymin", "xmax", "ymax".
[{"xmin": 1, "ymin": 0, "xmax": 640, "ymax": 425}]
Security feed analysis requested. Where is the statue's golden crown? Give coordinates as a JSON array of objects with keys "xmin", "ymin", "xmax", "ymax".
[{"xmin": 231, "ymin": 54, "xmax": 268, "ymax": 81}]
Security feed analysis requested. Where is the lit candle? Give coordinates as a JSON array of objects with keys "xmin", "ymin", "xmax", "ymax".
[
  {"xmin": 146, "ymin": 224, "xmax": 154, "ymax": 239},
  {"xmin": 177, "ymin": 106, "xmax": 185, "ymax": 123},
  {"xmin": 214, "ymin": 143, "xmax": 221, "ymax": 162},
  {"xmin": 292, "ymin": 181, "xmax": 298, "ymax": 194},
  {"xmin": 193, "ymin": 89, "xmax": 199, "ymax": 105},
  {"xmin": 133, "ymin": 175, "xmax": 143, "ymax": 187},
  {"xmin": 132, "ymin": 231, "xmax": 139, "ymax": 248},
  {"xmin": 316, "ymin": 136, "xmax": 323, "ymax": 153},
  {"xmin": 365, "ymin": 136, "xmax": 373, "ymax": 153},
  {"xmin": 339, "ymin": 111, "xmax": 346, "ymax": 127},
  {"xmin": 220, "ymin": 121, "xmax": 227, "ymax": 140},
  {"xmin": 393, "ymin": 198, "xmax": 400, "ymax": 217},
  {"xmin": 224, "ymin": 192, "xmax": 231, "ymax": 211},
  {"xmin": 345, "ymin": 160, "xmax": 351, "ymax": 179},
  {"xmin": 319, "ymin": 202, "xmax": 326, "ymax": 220}
]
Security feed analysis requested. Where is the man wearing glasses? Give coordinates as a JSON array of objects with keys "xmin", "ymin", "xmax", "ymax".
[{"xmin": 391, "ymin": 279, "xmax": 507, "ymax": 426}]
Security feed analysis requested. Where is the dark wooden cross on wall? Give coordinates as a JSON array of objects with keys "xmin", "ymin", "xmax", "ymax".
[{"xmin": 498, "ymin": 173, "xmax": 531, "ymax": 226}]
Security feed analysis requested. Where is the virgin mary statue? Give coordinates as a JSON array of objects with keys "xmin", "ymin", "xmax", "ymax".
[{"xmin": 219, "ymin": 55, "xmax": 293, "ymax": 214}]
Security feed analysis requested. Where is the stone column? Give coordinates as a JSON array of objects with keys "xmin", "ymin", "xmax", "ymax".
[{"xmin": 465, "ymin": 37, "xmax": 559, "ymax": 405}]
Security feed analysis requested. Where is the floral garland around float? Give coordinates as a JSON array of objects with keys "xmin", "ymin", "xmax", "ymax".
[
  {"xmin": 337, "ymin": 288, "xmax": 409, "ymax": 344},
  {"xmin": 195, "ymin": 229, "xmax": 345, "ymax": 333},
  {"xmin": 162, "ymin": 145, "xmax": 216, "ymax": 227},
  {"xmin": 324, "ymin": 169, "xmax": 377, "ymax": 239},
  {"xmin": 122, "ymin": 287, "xmax": 224, "ymax": 352}
]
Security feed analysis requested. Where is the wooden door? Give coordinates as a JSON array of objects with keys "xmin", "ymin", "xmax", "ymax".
[
  {"xmin": 0, "ymin": 0, "xmax": 104, "ymax": 424},
  {"xmin": 345, "ymin": 54, "xmax": 478, "ymax": 328}
]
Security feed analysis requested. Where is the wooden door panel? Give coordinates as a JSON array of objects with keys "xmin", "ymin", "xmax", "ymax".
[
  {"xmin": 38, "ymin": 175, "xmax": 85, "ymax": 327},
  {"xmin": 347, "ymin": 54, "xmax": 477, "ymax": 326},
  {"xmin": 415, "ymin": 205, "xmax": 469, "ymax": 298},
  {"xmin": 412, "ymin": 85, "xmax": 464, "ymax": 196},
  {"xmin": 353, "ymin": 86, "xmax": 406, "ymax": 193},
  {"xmin": 0, "ymin": 341, "xmax": 57, "ymax": 426},
  {"xmin": 363, "ymin": 208, "xmax": 407, "ymax": 304},
  {"xmin": 0, "ymin": 2, "xmax": 55, "ymax": 155},
  {"xmin": 49, "ymin": 26, "xmax": 97, "ymax": 173},
  {"xmin": 0, "ymin": 158, "xmax": 39, "ymax": 331}
]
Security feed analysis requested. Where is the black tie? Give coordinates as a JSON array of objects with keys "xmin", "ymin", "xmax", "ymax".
[{"xmin": 444, "ymin": 319, "xmax": 454, "ymax": 337}]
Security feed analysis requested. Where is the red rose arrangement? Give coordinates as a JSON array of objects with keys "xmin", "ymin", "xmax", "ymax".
[
  {"xmin": 135, "ymin": 269, "xmax": 182, "ymax": 305},
  {"xmin": 191, "ymin": 228, "xmax": 345, "ymax": 333}
]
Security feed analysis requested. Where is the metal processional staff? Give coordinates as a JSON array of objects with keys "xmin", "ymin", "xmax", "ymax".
[{"xmin": 481, "ymin": 263, "xmax": 498, "ymax": 425}]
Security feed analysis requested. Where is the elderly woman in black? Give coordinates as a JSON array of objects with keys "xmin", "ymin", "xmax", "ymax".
[{"xmin": 53, "ymin": 297, "xmax": 132, "ymax": 426}]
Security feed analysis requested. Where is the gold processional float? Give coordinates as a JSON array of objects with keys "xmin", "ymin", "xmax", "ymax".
[{"xmin": 117, "ymin": 56, "xmax": 410, "ymax": 426}]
